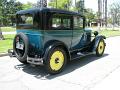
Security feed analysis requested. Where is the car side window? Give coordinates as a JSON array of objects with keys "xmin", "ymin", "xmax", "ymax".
[
  {"xmin": 52, "ymin": 18, "xmax": 61, "ymax": 29},
  {"xmin": 74, "ymin": 16, "xmax": 83, "ymax": 30},
  {"xmin": 63, "ymin": 18, "xmax": 71, "ymax": 29},
  {"xmin": 51, "ymin": 14, "xmax": 71, "ymax": 30}
]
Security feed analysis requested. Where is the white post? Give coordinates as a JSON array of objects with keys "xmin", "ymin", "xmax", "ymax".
[
  {"xmin": 0, "ymin": 26, "xmax": 4, "ymax": 40},
  {"xmin": 98, "ymin": 22, "xmax": 100, "ymax": 31}
]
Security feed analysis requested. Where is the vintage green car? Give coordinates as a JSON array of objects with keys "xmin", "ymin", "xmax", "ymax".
[{"xmin": 9, "ymin": 8, "xmax": 106, "ymax": 74}]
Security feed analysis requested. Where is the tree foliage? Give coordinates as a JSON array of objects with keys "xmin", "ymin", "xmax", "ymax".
[
  {"xmin": 0, "ymin": 0, "xmax": 23, "ymax": 26},
  {"xmin": 109, "ymin": 2, "xmax": 120, "ymax": 26},
  {"xmin": 48, "ymin": 0, "xmax": 71, "ymax": 10},
  {"xmin": 22, "ymin": 2, "xmax": 33, "ymax": 10},
  {"xmin": 33, "ymin": 0, "xmax": 47, "ymax": 8},
  {"xmin": 84, "ymin": 8, "xmax": 95, "ymax": 26}
]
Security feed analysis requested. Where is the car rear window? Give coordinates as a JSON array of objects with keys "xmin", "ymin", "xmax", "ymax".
[
  {"xmin": 16, "ymin": 14, "xmax": 40, "ymax": 29},
  {"xmin": 17, "ymin": 14, "xmax": 33, "ymax": 25}
]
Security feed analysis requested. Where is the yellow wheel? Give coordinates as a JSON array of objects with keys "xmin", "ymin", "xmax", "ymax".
[
  {"xmin": 96, "ymin": 39, "xmax": 105, "ymax": 56},
  {"xmin": 45, "ymin": 47, "xmax": 67, "ymax": 74},
  {"xmin": 50, "ymin": 51, "xmax": 64, "ymax": 71}
]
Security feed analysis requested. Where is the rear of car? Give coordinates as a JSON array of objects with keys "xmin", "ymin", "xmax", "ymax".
[{"xmin": 14, "ymin": 9, "xmax": 44, "ymax": 64}]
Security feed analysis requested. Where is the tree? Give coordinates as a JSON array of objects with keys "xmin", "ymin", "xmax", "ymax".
[
  {"xmin": 48, "ymin": 0, "xmax": 71, "ymax": 10},
  {"xmin": 0, "ymin": 0, "xmax": 4, "ymax": 40},
  {"xmin": 109, "ymin": 2, "xmax": 120, "ymax": 26},
  {"xmin": 22, "ymin": 2, "xmax": 33, "ymax": 10},
  {"xmin": 0, "ymin": 0, "xmax": 2, "ymax": 22},
  {"xmin": 76, "ymin": 0, "xmax": 84, "ymax": 13},
  {"xmin": 7, "ymin": 0, "xmax": 17, "ymax": 26},
  {"xmin": 0, "ymin": 0, "xmax": 23, "ymax": 26},
  {"xmin": 84, "ymin": 8, "xmax": 95, "ymax": 27},
  {"xmin": 34, "ymin": 0, "xmax": 47, "ymax": 8},
  {"xmin": 0, "ymin": 0, "xmax": 24, "ymax": 40},
  {"xmin": 0, "ymin": 0, "xmax": 8, "ymax": 26}
]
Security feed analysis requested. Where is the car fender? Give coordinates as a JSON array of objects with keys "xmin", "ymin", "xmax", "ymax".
[
  {"xmin": 92, "ymin": 35, "xmax": 106, "ymax": 52},
  {"xmin": 43, "ymin": 40, "xmax": 71, "ymax": 63}
]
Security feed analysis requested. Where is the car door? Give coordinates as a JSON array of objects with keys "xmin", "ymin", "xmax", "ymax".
[
  {"xmin": 71, "ymin": 16, "xmax": 86, "ymax": 51},
  {"xmin": 44, "ymin": 13, "xmax": 73, "ymax": 49}
]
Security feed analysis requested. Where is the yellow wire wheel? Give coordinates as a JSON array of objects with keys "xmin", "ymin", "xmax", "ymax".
[
  {"xmin": 45, "ymin": 47, "xmax": 67, "ymax": 74},
  {"xmin": 50, "ymin": 51, "xmax": 64, "ymax": 71},
  {"xmin": 96, "ymin": 39, "xmax": 105, "ymax": 56}
]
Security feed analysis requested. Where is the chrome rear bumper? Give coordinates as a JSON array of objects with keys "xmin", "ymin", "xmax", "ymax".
[
  {"xmin": 8, "ymin": 49, "xmax": 43, "ymax": 65},
  {"xmin": 27, "ymin": 56, "xmax": 44, "ymax": 65}
]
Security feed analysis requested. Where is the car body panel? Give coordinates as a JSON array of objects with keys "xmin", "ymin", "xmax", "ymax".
[
  {"xmin": 17, "ymin": 29, "xmax": 44, "ymax": 51},
  {"xmin": 71, "ymin": 30, "xmax": 84, "ymax": 50},
  {"xmin": 43, "ymin": 30, "xmax": 72, "ymax": 49}
]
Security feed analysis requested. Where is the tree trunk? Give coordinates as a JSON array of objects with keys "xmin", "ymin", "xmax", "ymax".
[{"xmin": 0, "ymin": 26, "xmax": 4, "ymax": 40}]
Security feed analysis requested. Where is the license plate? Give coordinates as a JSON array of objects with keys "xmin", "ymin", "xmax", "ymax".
[{"xmin": 16, "ymin": 42, "xmax": 24, "ymax": 50}]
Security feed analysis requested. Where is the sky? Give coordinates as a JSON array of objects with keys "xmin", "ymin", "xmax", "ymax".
[{"xmin": 16, "ymin": 0, "xmax": 118, "ymax": 12}]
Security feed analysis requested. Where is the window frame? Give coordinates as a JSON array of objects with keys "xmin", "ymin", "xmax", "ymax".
[
  {"xmin": 16, "ymin": 13, "xmax": 42, "ymax": 29},
  {"xmin": 46, "ymin": 13, "xmax": 73, "ymax": 30},
  {"xmin": 73, "ymin": 15, "xmax": 85, "ymax": 30}
]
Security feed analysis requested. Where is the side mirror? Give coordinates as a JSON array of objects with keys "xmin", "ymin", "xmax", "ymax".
[{"xmin": 94, "ymin": 31, "xmax": 98, "ymax": 36}]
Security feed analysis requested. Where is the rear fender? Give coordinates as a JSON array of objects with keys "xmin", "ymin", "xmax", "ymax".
[
  {"xmin": 92, "ymin": 35, "xmax": 106, "ymax": 52},
  {"xmin": 43, "ymin": 40, "xmax": 70, "ymax": 63}
]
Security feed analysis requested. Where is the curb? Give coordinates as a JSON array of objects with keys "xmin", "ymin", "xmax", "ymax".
[{"xmin": 0, "ymin": 53, "xmax": 8, "ymax": 57}]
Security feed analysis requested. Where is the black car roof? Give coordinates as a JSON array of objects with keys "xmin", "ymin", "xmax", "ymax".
[{"xmin": 16, "ymin": 8, "xmax": 83, "ymax": 16}]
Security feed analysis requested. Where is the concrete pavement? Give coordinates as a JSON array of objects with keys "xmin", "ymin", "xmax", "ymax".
[
  {"xmin": 0, "ymin": 36, "xmax": 120, "ymax": 90},
  {"xmin": 2, "ymin": 31, "xmax": 16, "ymax": 35}
]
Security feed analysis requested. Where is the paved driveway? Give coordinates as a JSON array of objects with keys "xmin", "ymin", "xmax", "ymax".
[
  {"xmin": 0, "ymin": 36, "xmax": 120, "ymax": 90},
  {"xmin": 2, "ymin": 31, "xmax": 16, "ymax": 35}
]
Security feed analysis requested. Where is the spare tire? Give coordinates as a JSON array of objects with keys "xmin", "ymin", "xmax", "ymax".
[{"xmin": 13, "ymin": 33, "xmax": 29, "ymax": 64}]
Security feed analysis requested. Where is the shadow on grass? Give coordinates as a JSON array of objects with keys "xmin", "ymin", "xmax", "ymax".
[
  {"xmin": 2, "ymin": 38, "xmax": 13, "ymax": 41},
  {"xmin": 14, "ymin": 54, "xmax": 109, "ymax": 80},
  {"xmin": 2, "ymin": 38, "xmax": 13, "ymax": 40}
]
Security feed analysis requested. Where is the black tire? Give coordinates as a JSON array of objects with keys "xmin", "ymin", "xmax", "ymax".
[
  {"xmin": 13, "ymin": 33, "xmax": 29, "ymax": 64},
  {"xmin": 96, "ymin": 39, "xmax": 105, "ymax": 57},
  {"xmin": 44, "ymin": 47, "xmax": 67, "ymax": 74}
]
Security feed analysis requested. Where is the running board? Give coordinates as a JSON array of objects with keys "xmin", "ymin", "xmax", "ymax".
[{"xmin": 71, "ymin": 52, "xmax": 94, "ymax": 60}]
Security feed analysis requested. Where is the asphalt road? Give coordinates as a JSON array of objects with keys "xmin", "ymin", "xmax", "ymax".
[{"xmin": 0, "ymin": 36, "xmax": 120, "ymax": 90}]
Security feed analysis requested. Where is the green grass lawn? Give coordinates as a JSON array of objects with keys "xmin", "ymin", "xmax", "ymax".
[
  {"xmin": 1, "ymin": 27, "xmax": 16, "ymax": 32},
  {"xmin": 0, "ymin": 34, "xmax": 15, "ymax": 53},
  {"xmin": 99, "ymin": 30, "xmax": 120, "ymax": 38}
]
